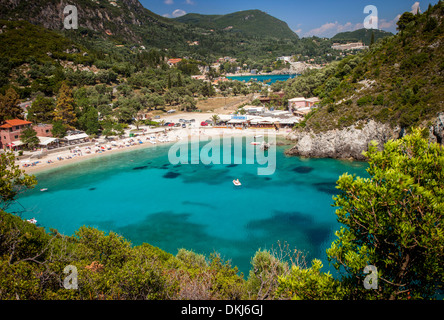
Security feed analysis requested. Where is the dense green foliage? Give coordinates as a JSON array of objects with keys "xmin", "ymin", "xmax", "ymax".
[
  {"xmin": 0, "ymin": 152, "xmax": 37, "ymax": 210},
  {"xmin": 175, "ymin": 10, "xmax": 298, "ymax": 40},
  {"xmin": 329, "ymin": 128, "xmax": 444, "ymax": 299},
  {"xmin": 19, "ymin": 127, "xmax": 40, "ymax": 150}
]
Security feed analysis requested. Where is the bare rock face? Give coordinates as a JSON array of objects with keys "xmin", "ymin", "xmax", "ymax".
[
  {"xmin": 286, "ymin": 114, "xmax": 444, "ymax": 161},
  {"xmin": 430, "ymin": 112, "xmax": 444, "ymax": 145},
  {"xmin": 285, "ymin": 120, "xmax": 401, "ymax": 161}
]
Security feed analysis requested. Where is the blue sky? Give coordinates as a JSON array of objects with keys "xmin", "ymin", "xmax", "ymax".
[{"xmin": 140, "ymin": 0, "xmax": 439, "ymax": 37}]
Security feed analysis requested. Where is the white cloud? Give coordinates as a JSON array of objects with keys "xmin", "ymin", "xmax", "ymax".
[
  {"xmin": 304, "ymin": 21, "xmax": 363, "ymax": 38},
  {"xmin": 164, "ymin": 0, "xmax": 174, "ymax": 5},
  {"xmin": 172, "ymin": 9, "xmax": 187, "ymax": 18},
  {"xmin": 163, "ymin": 13, "xmax": 172, "ymax": 18},
  {"xmin": 297, "ymin": 2, "xmax": 422, "ymax": 38},
  {"xmin": 411, "ymin": 2, "xmax": 421, "ymax": 14},
  {"xmin": 185, "ymin": 0, "xmax": 195, "ymax": 4}
]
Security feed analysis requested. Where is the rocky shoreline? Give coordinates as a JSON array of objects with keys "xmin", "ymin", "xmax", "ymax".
[{"xmin": 285, "ymin": 114, "xmax": 444, "ymax": 161}]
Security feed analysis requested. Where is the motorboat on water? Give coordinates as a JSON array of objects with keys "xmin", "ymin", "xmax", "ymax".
[
  {"xmin": 40, "ymin": 188, "xmax": 48, "ymax": 192},
  {"xmin": 27, "ymin": 218, "xmax": 37, "ymax": 224},
  {"xmin": 233, "ymin": 179, "xmax": 242, "ymax": 186}
]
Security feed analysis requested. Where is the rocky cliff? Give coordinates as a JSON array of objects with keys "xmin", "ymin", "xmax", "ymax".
[
  {"xmin": 0, "ymin": 0, "xmax": 176, "ymax": 44},
  {"xmin": 285, "ymin": 114, "xmax": 444, "ymax": 161}
]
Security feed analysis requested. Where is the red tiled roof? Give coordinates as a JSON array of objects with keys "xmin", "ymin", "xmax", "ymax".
[
  {"xmin": 168, "ymin": 58, "xmax": 182, "ymax": 64},
  {"xmin": 0, "ymin": 119, "xmax": 32, "ymax": 129}
]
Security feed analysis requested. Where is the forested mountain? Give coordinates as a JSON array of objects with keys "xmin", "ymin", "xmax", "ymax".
[
  {"xmin": 0, "ymin": 0, "xmax": 178, "ymax": 45},
  {"xmin": 0, "ymin": 0, "xmax": 300, "ymax": 61},
  {"xmin": 331, "ymin": 28, "xmax": 394, "ymax": 45},
  {"xmin": 175, "ymin": 10, "xmax": 298, "ymax": 39}
]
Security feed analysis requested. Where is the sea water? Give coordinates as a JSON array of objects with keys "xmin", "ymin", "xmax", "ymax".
[
  {"xmin": 226, "ymin": 74, "xmax": 299, "ymax": 84},
  {"xmin": 12, "ymin": 138, "xmax": 368, "ymax": 276}
]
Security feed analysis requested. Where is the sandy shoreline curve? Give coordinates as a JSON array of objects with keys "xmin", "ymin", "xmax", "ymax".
[{"xmin": 22, "ymin": 127, "xmax": 290, "ymax": 175}]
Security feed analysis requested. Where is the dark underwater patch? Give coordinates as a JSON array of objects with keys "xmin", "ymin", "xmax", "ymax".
[
  {"xmin": 133, "ymin": 166, "xmax": 148, "ymax": 171},
  {"xmin": 313, "ymin": 182, "xmax": 339, "ymax": 195},
  {"xmin": 182, "ymin": 201, "xmax": 217, "ymax": 209},
  {"xmin": 226, "ymin": 164, "xmax": 238, "ymax": 168},
  {"xmin": 163, "ymin": 172, "xmax": 181, "ymax": 179},
  {"xmin": 246, "ymin": 210, "xmax": 332, "ymax": 248},
  {"xmin": 293, "ymin": 166, "xmax": 314, "ymax": 174},
  {"xmin": 88, "ymin": 188, "xmax": 96, "ymax": 191}
]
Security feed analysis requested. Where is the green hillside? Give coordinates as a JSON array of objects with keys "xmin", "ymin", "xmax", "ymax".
[
  {"xmin": 331, "ymin": 28, "xmax": 394, "ymax": 45},
  {"xmin": 283, "ymin": 3, "xmax": 444, "ymax": 132},
  {"xmin": 0, "ymin": 20, "xmax": 89, "ymax": 63},
  {"xmin": 0, "ymin": 1, "xmax": 301, "ymax": 61},
  {"xmin": 175, "ymin": 10, "xmax": 298, "ymax": 39}
]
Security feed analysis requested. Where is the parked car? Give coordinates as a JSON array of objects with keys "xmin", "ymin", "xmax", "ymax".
[
  {"xmin": 178, "ymin": 119, "xmax": 185, "ymax": 123},
  {"xmin": 164, "ymin": 122, "xmax": 172, "ymax": 126},
  {"xmin": 190, "ymin": 119, "xmax": 195, "ymax": 122},
  {"xmin": 182, "ymin": 124, "xmax": 187, "ymax": 128},
  {"xmin": 201, "ymin": 121, "xmax": 208, "ymax": 126},
  {"xmin": 168, "ymin": 123, "xmax": 175, "ymax": 127},
  {"xmin": 175, "ymin": 123, "xmax": 181, "ymax": 127}
]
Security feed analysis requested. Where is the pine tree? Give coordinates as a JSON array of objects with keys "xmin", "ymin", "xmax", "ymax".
[
  {"xmin": 370, "ymin": 31, "xmax": 375, "ymax": 46},
  {"xmin": 54, "ymin": 82, "xmax": 77, "ymax": 130},
  {"xmin": 0, "ymin": 88, "xmax": 22, "ymax": 121}
]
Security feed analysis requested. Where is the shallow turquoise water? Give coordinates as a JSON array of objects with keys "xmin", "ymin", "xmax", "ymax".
[
  {"xmin": 226, "ymin": 74, "xmax": 299, "ymax": 84},
  {"xmin": 13, "ymin": 139, "xmax": 368, "ymax": 276}
]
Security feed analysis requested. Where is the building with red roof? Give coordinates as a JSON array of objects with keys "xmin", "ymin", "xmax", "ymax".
[
  {"xmin": 0, "ymin": 119, "xmax": 33, "ymax": 150},
  {"xmin": 0, "ymin": 119, "xmax": 53, "ymax": 151},
  {"xmin": 167, "ymin": 58, "xmax": 183, "ymax": 67}
]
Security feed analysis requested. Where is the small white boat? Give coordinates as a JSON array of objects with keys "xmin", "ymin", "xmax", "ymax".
[
  {"xmin": 233, "ymin": 179, "xmax": 242, "ymax": 186},
  {"xmin": 27, "ymin": 218, "xmax": 37, "ymax": 224},
  {"xmin": 40, "ymin": 188, "xmax": 48, "ymax": 192},
  {"xmin": 251, "ymin": 142, "xmax": 261, "ymax": 146}
]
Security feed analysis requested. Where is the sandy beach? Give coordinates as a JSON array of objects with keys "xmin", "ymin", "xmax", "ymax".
[{"xmin": 22, "ymin": 124, "xmax": 290, "ymax": 175}]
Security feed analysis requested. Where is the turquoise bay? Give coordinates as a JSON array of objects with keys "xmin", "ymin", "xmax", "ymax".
[
  {"xmin": 14, "ymin": 139, "xmax": 368, "ymax": 275},
  {"xmin": 226, "ymin": 74, "xmax": 299, "ymax": 84}
]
